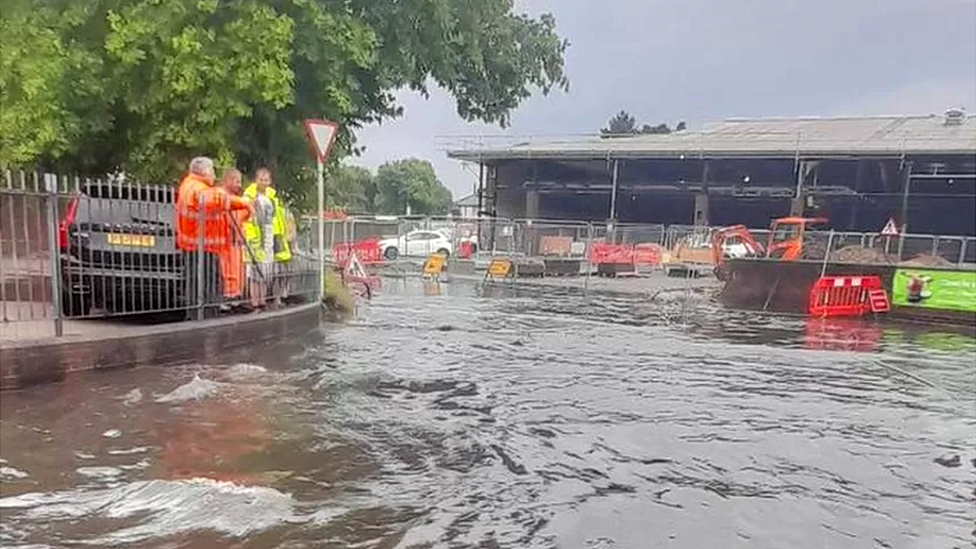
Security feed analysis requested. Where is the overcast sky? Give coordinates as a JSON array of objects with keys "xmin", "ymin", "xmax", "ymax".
[{"xmin": 349, "ymin": 0, "xmax": 976, "ymax": 198}]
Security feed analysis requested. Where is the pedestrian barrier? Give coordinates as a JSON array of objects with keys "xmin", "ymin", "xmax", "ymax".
[
  {"xmin": 588, "ymin": 243, "xmax": 633, "ymax": 264},
  {"xmin": 808, "ymin": 275, "xmax": 887, "ymax": 317},
  {"xmin": 1, "ymin": 171, "xmax": 322, "ymax": 341},
  {"xmin": 587, "ymin": 242, "xmax": 663, "ymax": 266},
  {"xmin": 332, "ymin": 238, "xmax": 383, "ymax": 266}
]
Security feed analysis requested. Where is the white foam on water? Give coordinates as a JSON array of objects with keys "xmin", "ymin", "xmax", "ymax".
[
  {"xmin": 118, "ymin": 459, "xmax": 151, "ymax": 471},
  {"xmin": 120, "ymin": 388, "xmax": 143, "ymax": 406},
  {"xmin": 0, "ymin": 478, "xmax": 297, "ymax": 545},
  {"xmin": 76, "ymin": 466, "xmax": 125, "ymax": 481},
  {"xmin": 102, "ymin": 429, "xmax": 122, "ymax": 439},
  {"xmin": 155, "ymin": 375, "xmax": 223, "ymax": 404},
  {"xmin": 0, "ymin": 466, "xmax": 29, "ymax": 481},
  {"xmin": 108, "ymin": 446, "xmax": 149, "ymax": 456},
  {"xmin": 225, "ymin": 363, "xmax": 269, "ymax": 380}
]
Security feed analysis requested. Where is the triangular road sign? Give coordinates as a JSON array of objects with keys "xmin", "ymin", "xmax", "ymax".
[
  {"xmin": 881, "ymin": 218, "xmax": 900, "ymax": 236},
  {"xmin": 303, "ymin": 119, "xmax": 339, "ymax": 162},
  {"xmin": 346, "ymin": 252, "xmax": 367, "ymax": 279}
]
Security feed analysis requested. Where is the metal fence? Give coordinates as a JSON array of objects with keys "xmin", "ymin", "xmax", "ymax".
[
  {"xmin": 1, "ymin": 171, "xmax": 319, "ymax": 341},
  {"xmin": 317, "ymin": 215, "xmax": 976, "ymax": 277}
]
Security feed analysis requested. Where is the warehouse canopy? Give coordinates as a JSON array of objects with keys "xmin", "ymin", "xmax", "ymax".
[{"xmin": 448, "ymin": 114, "xmax": 976, "ymax": 161}]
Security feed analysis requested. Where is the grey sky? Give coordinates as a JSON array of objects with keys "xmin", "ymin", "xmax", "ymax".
[{"xmin": 350, "ymin": 0, "xmax": 976, "ymax": 198}]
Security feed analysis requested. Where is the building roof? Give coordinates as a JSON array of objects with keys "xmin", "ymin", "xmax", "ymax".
[
  {"xmin": 447, "ymin": 114, "xmax": 976, "ymax": 161},
  {"xmin": 455, "ymin": 193, "xmax": 479, "ymax": 207}
]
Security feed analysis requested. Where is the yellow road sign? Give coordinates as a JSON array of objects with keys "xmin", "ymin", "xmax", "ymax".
[
  {"xmin": 487, "ymin": 258, "xmax": 513, "ymax": 278},
  {"xmin": 423, "ymin": 253, "xmax": 447, "ymax": 277}
]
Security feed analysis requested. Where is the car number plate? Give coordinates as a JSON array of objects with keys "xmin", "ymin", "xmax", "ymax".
[{"xmin": 107, "ymin": 233, "xmax": 155, "ymax": 247}]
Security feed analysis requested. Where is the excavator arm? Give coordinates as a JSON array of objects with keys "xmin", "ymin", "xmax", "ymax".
[{"xmin": 710, "ymin": 225, "xmax": 765, "ymax": 280}]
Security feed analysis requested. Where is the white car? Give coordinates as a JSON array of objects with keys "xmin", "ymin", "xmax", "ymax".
[
  {"xmin": 379, "ymin": 230, "xmax": 454, "ymax": 260},
  {"xmin": 721, "ymin": 235, "xmax": 752, "ymax": 258}
]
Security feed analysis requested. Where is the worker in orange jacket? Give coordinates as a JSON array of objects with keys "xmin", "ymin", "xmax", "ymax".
[
  {"xmin": 176, "ymin": 157, "xmax": 247, "ymax": 316},
  {"xmin": 209, "ymin": 168, "xmax": 252, "ymax": 302}
]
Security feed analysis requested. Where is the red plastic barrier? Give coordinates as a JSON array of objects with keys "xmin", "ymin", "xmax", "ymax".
[
  {"xmin": 809, "ymin": 275, "xmax": 884, "ymax": 317},
  {"xmin": 589, "ymin": 242, "xmax": 634, "ymax": 264},
  {"xmin": 633, "ymin": 243, "xmax": 662, "ymax": 266},
  {"xmin": 458, "ymin": 241, "xmax": 474, "ymax": 259},
  {"xmin": 332, "ymin": 237, "xmax": 383, "ymax": 266}
]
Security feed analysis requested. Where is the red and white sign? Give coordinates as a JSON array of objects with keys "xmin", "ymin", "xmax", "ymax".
[
  {"xmin": 302, "ymin": 119, "xmax": 339, "ymax": 163},
  {"xmin": 332, "ymin": 238, "xmax": 383, "ymax": 266},
  {"xmin": 880, "ymin": 218, "xmax": 900, "ymax": 236}
]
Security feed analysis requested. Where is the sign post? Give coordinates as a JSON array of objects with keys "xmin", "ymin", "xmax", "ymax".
[
  {"xmin": 316, "ymin": 158, "xmax": 325, "ymax": 298},
  {"xmin": 303, "ymin": 119, "xmax": 339, "ymax": 299}
]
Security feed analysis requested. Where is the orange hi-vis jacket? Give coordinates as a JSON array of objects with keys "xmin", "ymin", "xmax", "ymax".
[
  {"xmin": 175, "ymin": 173, "xmax": 213, "ymax": 252},
  {"xmin": 207, "ymin": 187, "xmax": 251, "ymax": 298},
  {"xmin": 176, "ymin": 174, "xmax": 251, "ymax": 254}
]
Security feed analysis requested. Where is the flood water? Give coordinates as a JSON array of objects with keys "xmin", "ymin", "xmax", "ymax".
[{"xmin": 1, "ymin": 277, "xmax": 974, "ymax": 548}]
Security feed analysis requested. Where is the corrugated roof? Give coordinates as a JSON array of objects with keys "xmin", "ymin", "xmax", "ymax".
[
  {"xmin": 447, "ymin": 114, "xmax": 976, "ymax": 161},
  {"xmin": 455, "ymin": 193, "xmax": 479, "ymax": 206}
]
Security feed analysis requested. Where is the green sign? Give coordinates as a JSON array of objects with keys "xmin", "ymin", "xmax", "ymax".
[{"xmin": 892, "ymin": 269, "xmax": 976, "ymax": 313}]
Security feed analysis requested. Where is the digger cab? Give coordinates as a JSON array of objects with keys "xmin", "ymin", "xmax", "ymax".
[{"xmin": 766, "ymin": 217, "xmax": 828, "ymax": 260}]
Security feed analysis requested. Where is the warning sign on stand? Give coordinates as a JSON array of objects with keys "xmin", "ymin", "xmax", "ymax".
[
  {"xmin": 423, "ymin": 253, "xmax": 447, "ymax": 279},
  {"xmin": 880, "ymin": 218, "xmax": 900, "ymax": 236}
]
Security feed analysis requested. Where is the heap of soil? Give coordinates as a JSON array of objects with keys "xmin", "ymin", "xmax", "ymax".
[
  {"xmin": 827, "ymin": 246, "xmax": 956, "ymax": 268},
  {"xmin": 898, "ymin": 254, "xmax": 954, "ymax": 268},
  {"xmin": 830, "ymin": 246, "xmax": 893, "ymax": 264}
]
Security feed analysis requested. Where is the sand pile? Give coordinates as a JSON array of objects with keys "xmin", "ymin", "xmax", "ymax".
[
  {"xmin": 898, "ymin": 254, "xmax": 954, "ymax": 267},
  {"xmin": 830, "ymin": 246, "xmax": 893, "ymax": 264}
]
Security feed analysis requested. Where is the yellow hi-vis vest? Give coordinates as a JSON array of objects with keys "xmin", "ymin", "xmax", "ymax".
[{"xmin": 242, "ymin": 184, "xmax": 292, "ymax": 262}]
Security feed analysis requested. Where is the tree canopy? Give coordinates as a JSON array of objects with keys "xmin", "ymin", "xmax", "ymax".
[
  {"xmin": 600, "ymin": 110, "xmax": 686, "ymax": 136},
  {"xmin": 0, "ymin": 0, "xmax": 568, "ymax": 207},
  {"xmin": 373, "ymin": 159, "xmax": 453, "ymax": 216},
  {"xmin": 327, "ymin": 160, "xmax": 453, "ymax": 216}
]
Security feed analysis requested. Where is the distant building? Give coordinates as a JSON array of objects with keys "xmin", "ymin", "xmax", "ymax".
[
  {"xmin": 448, "ymin": 111, "xmax": 976, "ymax": 236},
  {"xmin": 454, "ymin": 193, "xmax": 479, "ymax": 218}
]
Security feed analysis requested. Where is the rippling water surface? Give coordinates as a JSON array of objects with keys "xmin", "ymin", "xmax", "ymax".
[{"xmin": 1, "ymin": 278, "xmax": 974, "ymax": 548}]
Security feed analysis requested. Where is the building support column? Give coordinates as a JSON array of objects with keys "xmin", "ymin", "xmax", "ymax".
[
  {"xmin": 694, "ymin": 194, "xmax": 709, "ymax": 226},
  {"xmin": 608, "ymin": 158, "xmax": 619, "ymax": 222},
  {"xmin": 694, "ymin": 160, "xmax": 711, "ymax": 226},
  {"xmin": 791, "ymin": 160, "xmax": 816, "ymax": 216},
  {"xmin": 899, "ymin": 161, "xmax": 914, "ymax": 233},
  {"xmin": 525, "ymin": 189, "xmax": 540, "ymax": 219},
  {"xmin": 476, "ymin": 162, "xmax": 485, "ymax": 246},
  {"xmin": 849, "ymin": 160, "xmax": 866, "ymax": 230}
]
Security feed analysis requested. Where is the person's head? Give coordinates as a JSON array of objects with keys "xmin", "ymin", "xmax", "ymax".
[
  {"xmin": 219, "ymin": 168, "xmax": 242, "ymax": 194},
  {"xmin": 255, "ymin": 168, "xmax": 272, "ymax": 193},
  {"xmin": 188, "ymin": 157, "xmax": 216, "ymax": 184}
]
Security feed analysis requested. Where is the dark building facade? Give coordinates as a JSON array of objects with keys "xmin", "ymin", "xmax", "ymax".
[{"xmin": 449, "ymin": 113, "xmax": 976, "ymax": 236}]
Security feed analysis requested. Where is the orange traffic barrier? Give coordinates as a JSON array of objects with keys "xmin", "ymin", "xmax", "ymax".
[{"xmin": 809, "ymin": 275, "xmax": 889, "ymax": 317}]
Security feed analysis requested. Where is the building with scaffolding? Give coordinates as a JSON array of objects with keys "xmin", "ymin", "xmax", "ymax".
[{"xmin": 447, "ymin": 111, "xmax": 976, "ymax": 236}]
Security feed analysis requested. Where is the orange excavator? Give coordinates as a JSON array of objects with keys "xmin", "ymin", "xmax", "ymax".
[{"xmin": 711, "ymin": 217, "xmax": 829, "ymax": 280}]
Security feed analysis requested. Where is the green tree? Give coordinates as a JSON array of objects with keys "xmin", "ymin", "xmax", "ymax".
[
  {"xmin": 599, "ymin": 110, "xmax": 686, "ymax": 136},
  {"xmin": 641, "ymin": 123, "xmax": 671, "ymax": 135},
  {"xmin": 374, "ymin": 159, "xmax": 453, "ymax": 216},
  {"xmin": 601, "ymin": 110, "xmax": 637, "ymax": 135},
  {"xmin": 328, "ymin": 165, "xmax": 374, "ymax": 212},
  {"xmin": 0, "ymin": 0, "xmax": 569, "ymax": 208}
]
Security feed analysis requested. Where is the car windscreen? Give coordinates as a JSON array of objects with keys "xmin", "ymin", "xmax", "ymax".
[{"xmin": 72, "ymin": 183, "xmax": 175, "ymax": 226}]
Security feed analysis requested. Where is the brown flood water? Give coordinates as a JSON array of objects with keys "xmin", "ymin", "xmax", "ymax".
[{"xmin": 1, "ymin": 277, "xmax": 974, "ymax": 548}]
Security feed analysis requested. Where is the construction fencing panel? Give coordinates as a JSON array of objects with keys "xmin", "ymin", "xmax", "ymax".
[{"xmin": 1, "ymin": 172, "xmax": 63, "ymax": 340}]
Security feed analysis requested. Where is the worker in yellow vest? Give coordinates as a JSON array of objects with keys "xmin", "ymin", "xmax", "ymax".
[{"xmin": 243, "ymin": 168, "xmax": 292, "ymax": 307}]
